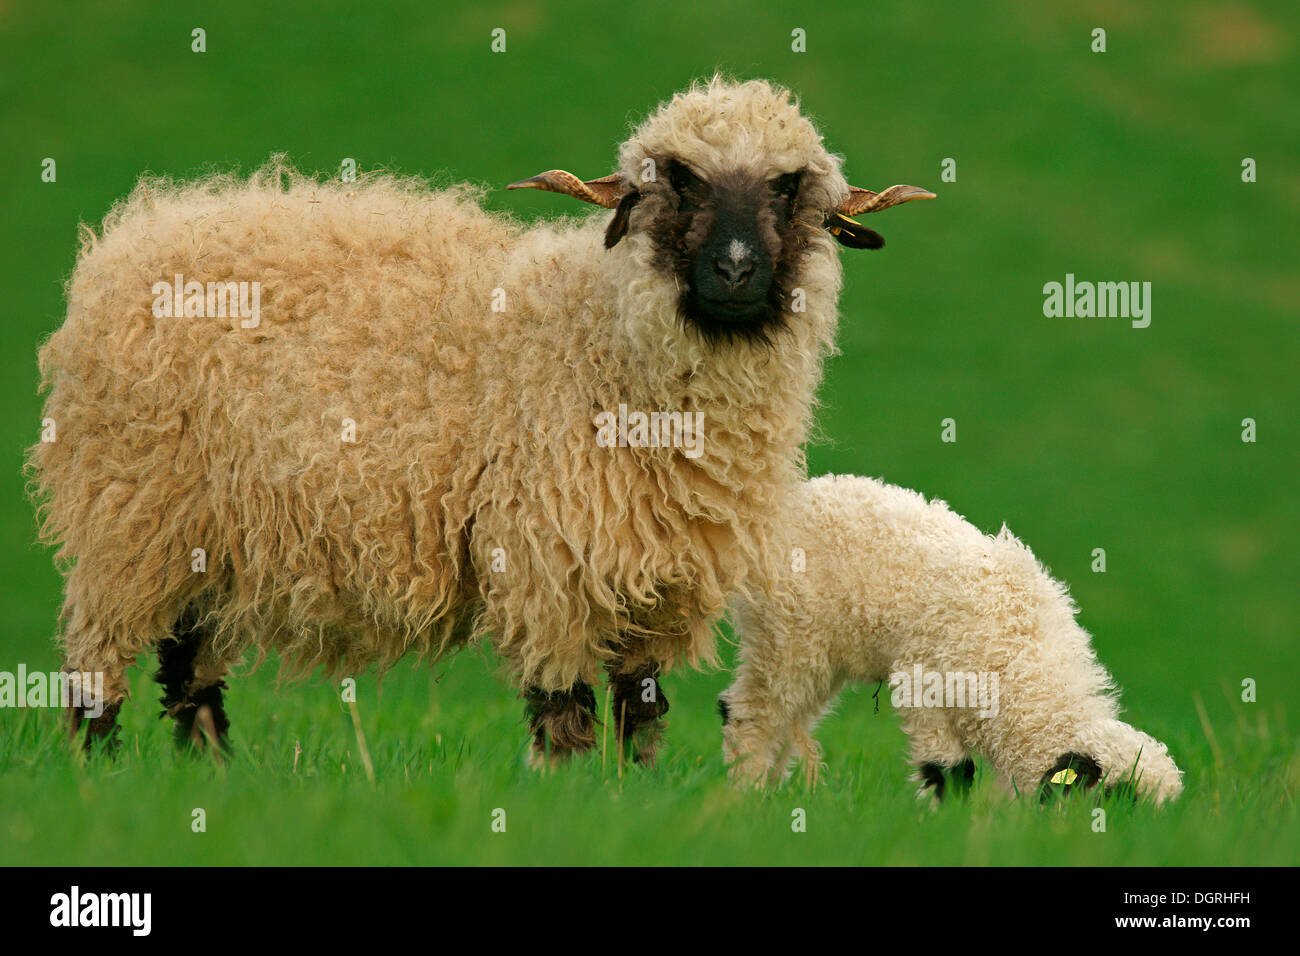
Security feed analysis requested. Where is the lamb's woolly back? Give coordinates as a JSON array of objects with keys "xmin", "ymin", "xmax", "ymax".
[{"xmin": 770, "ymin": 476, "xmax": 1113, "ymax": 702}]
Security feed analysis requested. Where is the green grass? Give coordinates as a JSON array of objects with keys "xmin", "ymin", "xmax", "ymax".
[
  {"xmin": 1, "ymin": 0, "xmax": 1297, "ymax": 865},
  {"xmin": 1, "ymin": 652, "xmax": 1294, "ymax": 865}
]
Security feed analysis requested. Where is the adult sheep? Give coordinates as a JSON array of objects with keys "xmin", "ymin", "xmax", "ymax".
[
  {"xmin": 719, "ymin": 475, "xmax": 1183, "ymax": 804},
  {"xmin": 30, "ymin": 78, "xmax": 933, "ymax": 764}
]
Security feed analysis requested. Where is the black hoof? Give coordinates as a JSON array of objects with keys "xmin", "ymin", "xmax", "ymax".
[
  {"xmin": 174, "ymin": 683, "xmax": 232, "ymax": 754},
  {"xmin": 919, "ymin": 759, "xmax": 976, "ymax": 801},
  {"xmin": 949, "ymin": 758, "xmax": 976, "ymax": 797},
  {"xmin": 156, "ymin": 608, "xmax": 231, "ymax": 754},
  {"xmin": 524, "ymin": 682, "xmax": 597, "ymax": 757},
  {"xmin": 76, "ymin": 700, "xmax": 123, "ymax": 756},
  {"xmin": 610, "ymin": 669, "xmax": 670, "ymax": 765}
]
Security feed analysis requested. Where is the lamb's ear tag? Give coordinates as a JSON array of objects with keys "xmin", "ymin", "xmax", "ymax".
[
  {"xmin": 826, "ymin": 213, "xmax": 885, "ymax": 250},
  {"xmin": 1050, "ymin": 768, "xmax": 1079, "ymax": 786}
]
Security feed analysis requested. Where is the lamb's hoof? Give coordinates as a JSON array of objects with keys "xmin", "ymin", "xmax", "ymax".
[
  {"xmin": 723, "ymin": 754, "xmax": 772, "ymax": 789},
  {"xmin": 1039, "ymin": 752, "xmax": 1103, "ymax": 802},
  {"xmin": 948, "ymin": 758, "xmax": 976, "ymax": 797},
  {"xmin": 1103, "ymin": 775, "xmax": 1143, "ymax": 804},
  {"xmin": 918, "ymin": 759, "xmax": 975, "ymax": 803}
]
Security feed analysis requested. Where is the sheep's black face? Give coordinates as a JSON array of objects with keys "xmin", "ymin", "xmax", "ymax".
[{"xmin": 648, "ymin": 160, "xmax": 808, "ymax": 345}]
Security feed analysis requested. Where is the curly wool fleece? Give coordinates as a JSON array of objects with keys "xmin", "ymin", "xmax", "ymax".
[
  {"xmin": 722, "ymin": 475, "xmax": 1184, "ymax": 804},
  {"xmin": 30, "ymin": 78, "xmax": 851, "ymax": 707}
]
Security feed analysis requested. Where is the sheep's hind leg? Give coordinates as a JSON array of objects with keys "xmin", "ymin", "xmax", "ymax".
[
  {"xmin": 608, "ymin": 663, "xmax": 670, "ymax": 767},
  {"xmin": 524, "ymin": 682, "xmax": 597, "ymax": 766},
  {"xmin": 67, "ymin": 688, "xmax": 123, "ymax": 756},
  {"xmin": 155, "ymin": 608, "xmax": 231, "ymax": 755}
]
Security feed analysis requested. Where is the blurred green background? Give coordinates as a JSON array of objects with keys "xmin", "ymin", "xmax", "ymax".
[{"xmin": 1, "ymin": 0, "xmax": 1296, "ymax": 865}]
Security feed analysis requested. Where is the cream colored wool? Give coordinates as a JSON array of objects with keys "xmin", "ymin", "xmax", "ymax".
[
  {"xmin": 722, "ymin": 474, "xmax": 1184, "ymax": 804},
  {"xmin": 30, "ymin": 78, "xmax": 849, "ymax": 707}
]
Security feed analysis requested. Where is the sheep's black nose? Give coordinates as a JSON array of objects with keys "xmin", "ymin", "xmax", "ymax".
[{"xmin": 713, "ymin": 255, "xmax": 755, "ymax": 290}]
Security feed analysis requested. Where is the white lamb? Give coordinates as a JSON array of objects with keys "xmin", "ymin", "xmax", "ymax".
[{"xmin": 720, "ymin": 474, "xmax": 1183, "ymax": 804}]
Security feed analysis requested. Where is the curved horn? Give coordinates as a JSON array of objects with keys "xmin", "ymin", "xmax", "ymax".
[
  {"xmin": 507, "ymin": 170, "xmax": 626, "ymax": 209},
  {"xmin": 838, "ymin": 184, "xmax": 936, "ymax": 216}
]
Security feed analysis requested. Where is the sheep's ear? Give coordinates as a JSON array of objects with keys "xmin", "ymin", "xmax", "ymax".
[
  {"xmin": 837, "ymin": 183, "xmax": 937, "ymax": 216},
  {"xmin": 506, "ymin": 170, "xmax": 625, "ymax": 208},
  {"xmin": 603, "ymin": 190, "xmax": 641, "ymax": 249},
  {"xmin": 828, "ymin": 184, "xmax": 934, "ymax": 250},
  {"xmin": 826, "ymin": 213, "xmax": 885, "ymax": 250}
]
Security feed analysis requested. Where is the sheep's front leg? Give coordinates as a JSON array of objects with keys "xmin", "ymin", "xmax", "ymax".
[
  {"xmin": 155, "ymin": 606, "xmax": 231, "ymax": 755},
  {"xmin": 901, "ymin": 708, "xmax": 972, "ymax": 803},
  {"xmin": 524, "ymin": 682, "xmax": 597, "ymax": 766},
  {"xmin": 607, "ymin": 662, "xmax": 670, "ymax": 767}
]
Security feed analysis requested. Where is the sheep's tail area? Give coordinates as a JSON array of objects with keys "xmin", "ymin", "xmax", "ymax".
[{"xmin": 26, "ymin": 157, "xmax": 495, "ymax": 691}]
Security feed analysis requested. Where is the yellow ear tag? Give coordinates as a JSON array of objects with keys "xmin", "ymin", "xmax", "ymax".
[
  {"xmin": 828, "ymin": 213, "xmax": 856, "ymax": 234},
  {"xmin": 1051, "ymin": 768, "xmax": 1079, "ymax": 786}
]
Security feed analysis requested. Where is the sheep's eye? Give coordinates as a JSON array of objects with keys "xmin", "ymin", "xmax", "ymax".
[
  {"xmin": 667, "ymin": 162, "xmax": 706, "ymax": 195},
  {"xmin": 771, "ymin": 172, "xmax": 802, "ymax": 200}
]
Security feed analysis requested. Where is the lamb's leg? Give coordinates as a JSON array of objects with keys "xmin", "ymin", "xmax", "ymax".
[
  {"xmin": 524, "ymin": 682, "xmax": 597, "ymax": 766},
  {"xmin": 901, "ymin": 709, "xmax": 971, "ymax": 803},
  {"xmin": 720, "ymin": 665, "xmax": 834, "ymax": 788},
  {"xmin": 790, "ymin": 721, "xmax": 825, "ymax": 788},
  {"xmin": 155, "ymin": 608, "xmax": 231, "ymax": 754},
  {"xmin": 718, "ymin": 688, "xmax": 789, "ymax": 786},
  {"xmin": 946, "ymin": 758, "xmax": 977, "ymax": 797},
  {"xmin": 607, "ymin": 662, "xmax": 670, "ymax": 767}
]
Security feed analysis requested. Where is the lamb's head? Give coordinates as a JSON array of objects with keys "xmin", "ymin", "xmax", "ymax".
[{"xmin": 509, "ymin": 77, "xmax": 935, "ymax": 344}]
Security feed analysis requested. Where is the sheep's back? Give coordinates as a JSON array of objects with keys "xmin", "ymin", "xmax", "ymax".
[{"xmin": 33, "ymin": 167, "xmax": 515, "ymax": 642}]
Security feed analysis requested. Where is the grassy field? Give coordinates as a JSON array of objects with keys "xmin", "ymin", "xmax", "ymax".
[{"xmin": 1, "ymin": 0, "xmax": 1296, "ymax": 865}]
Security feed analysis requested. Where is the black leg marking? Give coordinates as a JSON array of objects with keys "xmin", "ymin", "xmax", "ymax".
[
  {"xmin": 609, "ymin": 666, "xmax": 670, "ymax": 765},
  {"xmin": 716, "ymin": 696, "xmax": 730, "ymax": 725},
  {"xmin": 1039, "ymin": 752, "xmax": 1103, "ymax": 802},
  {"xmin": 77, "ymin": 699, "xmax": 123, "ymax": 755},
  {"xmin": 919, "ymin": 761, "xmax": 947, "ymax": 801},
  {"xmin": 524, "ymin": 682, "xmax": 597, "ymax": 757},
  {"xmin": 155, "ymin": 608, "xmax": 230, "ymax": 753},
  {"xmin": 949, "ymin": 758, "xmax": 976, "ymax": 797}
]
